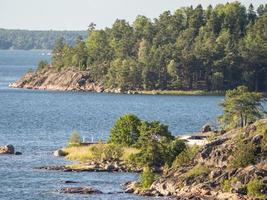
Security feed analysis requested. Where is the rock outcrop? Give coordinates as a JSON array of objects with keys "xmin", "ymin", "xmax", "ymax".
[
  {"xmin": 58, "ymin": 187, "xmax": 103, "ymax": 194},
  {"xmin": 38, "ymin": 160, "xmax": 142, "ymax": 173},
  {"xmin": 202, "ymin": 124, "xmax": 211, "ymax": 133},
  {"xmin": 0, "ymin": 144, "xmax": 15, "ymax": 154},
  {"xmin": 124, "ymin": 119, "xmax": 267, "ymax": 199},
  {"xmin": 9, "ymin": 69, "xmax": 104, "ymax": 92}
]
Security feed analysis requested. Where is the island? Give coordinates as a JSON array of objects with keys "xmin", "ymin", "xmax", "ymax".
[{"xmin": 10, "ymin": 2, "xmax": 267, "ymax": 94}]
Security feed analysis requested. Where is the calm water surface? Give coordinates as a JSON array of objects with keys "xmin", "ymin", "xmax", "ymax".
[{"xmin": 0, "ymin": 50, "xmax": 260, "ymax": 200}]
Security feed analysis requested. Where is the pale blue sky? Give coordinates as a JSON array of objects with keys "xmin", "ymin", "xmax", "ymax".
[{"xmin": 0, "ymin": 0, "xmax": 263, "ymax": 30}]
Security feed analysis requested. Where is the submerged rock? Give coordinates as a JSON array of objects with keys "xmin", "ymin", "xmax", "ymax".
[
  {"xmin": 63, "ymin": 180, "xmax": 79, "ymax": 184},
  {"xmin": 0, "ymin": 144, "xmax": 15, "ymax": 154},
  {"xmin": 58, "ymin": 187, "xmax": 103, "ymax": 194}
]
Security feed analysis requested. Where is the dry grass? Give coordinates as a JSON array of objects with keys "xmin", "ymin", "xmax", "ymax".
[
  {"xmin": 63, "ymin": 143, "xmax": 139, "ymax": 162},
  {"xmin": 63, "ymin": 145, "xmax": 95, "ymax": 161},
  {"xmin": 122, "ymin": 147, "xmax": 140, "ymax": 161}
]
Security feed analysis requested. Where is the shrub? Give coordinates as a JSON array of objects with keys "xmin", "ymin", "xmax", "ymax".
[
  {"xmin": 129, "ymin": 139, "xmax": 165, "ymax": 167},
  {"xmin": 230, "ymin": 140, "xmax": 256, "ymax": 168},
  {"xmin": 221, "ymin": 177, "xmax": 238, "ymax": 192},
  {"xmin": 247, "ymin": 179, "xmax": 265, "ymax": 198},
  {"xmin": 186, "ymin": 164, "xmax": 210, "ymax": 178},
  {"xmin": 68, "ymin": 130, "xmax": 82, "ymax": 146},
  {"xmin": 103, "ymin": 144, "xmax": 123, "ymax": 160},
  {"xmin": 108, "ymin": 114, "xmax": 141, "ymax": 146},
  {"xmin": 37, "ymin": 60, "xmax": 49, "ymax": 71},
  {"xmin": 140, "ymin": 167, "xmax": 155, "ymax": 189},
  {"xmin": 172, "ymin": 145, "xmax": 200, "ymax": 168},
  {"xmin": 137, "ymin": 121, "xmax": 174, "ymax": 148},
  {"xmin": 90, "ymin": 143, "xmax": 105, "ymax": 160},
  {"xmin": 165, "ymin": 139, "xmax": 186, "ymax": 166}
]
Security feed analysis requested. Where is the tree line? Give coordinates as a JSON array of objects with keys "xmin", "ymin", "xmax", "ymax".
[
  {"xmin": 50, "ymin": 2, "xmax": 267, "ymax": 92},
  {"xmin": 0, "ymin": 29, "xmax": 87, "ymax": 50}
]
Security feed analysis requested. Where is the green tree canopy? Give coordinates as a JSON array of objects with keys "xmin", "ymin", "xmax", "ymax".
[
  {"xmin": 219, "ymin": 86, "xmax": 265, "ymax": 129},
  {"xmin": 108, "ymin": 114, "xmax": 141, "ymax": 146}
]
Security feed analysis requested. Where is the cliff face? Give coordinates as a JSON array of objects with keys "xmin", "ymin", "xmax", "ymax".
[{"xmin": 9, "ymin": 69, "xmax": 104, "ymax": 92}]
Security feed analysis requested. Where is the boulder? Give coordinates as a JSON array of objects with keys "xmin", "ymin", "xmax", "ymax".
[
  {"xmin": 53, "ymin": 149, "xmax": 67, "ymax": 157},
  {"xmin": 58, "ymin": 187, "xmax": 102, "ymax": 194},
  {"xmin": 63, "ymin": 180, "xmax": 79, "ymax": 184},
  {"xmin": 0, "ymin": 144, "xmax": 15, "ymax": 154},
  {"xmin": 251, "ymin": 134, "xmax": 263, "ymax": 145},
  {"xmin": 15, "ymin": 151, "xmax": 22, "ymax": 155},
  {"xmin": 202, "ymin": 124, "xmax": 211, "ymax": 133},
  {"xmin": 123, "ymin": 181, "xmax": 138, "ymax": 193}
]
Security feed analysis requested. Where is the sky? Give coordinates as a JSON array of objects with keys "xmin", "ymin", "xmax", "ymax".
[{"xmin": 0, "ymin": 0, "xmax": 263, "ymax": 30}]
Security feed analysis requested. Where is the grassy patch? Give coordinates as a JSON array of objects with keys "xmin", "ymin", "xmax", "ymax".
[
  {"xmin": 247, "ymin": 179, "xmax": 266, "ymax": 199},
  {"xmin": 64, "ymin": 145, "xmax": 94, "ymax": 161},
  {"xmin": 122, "ymin": 147, "xmax": 140, "ymax": 161},
  {"xmin": 172, "ymin": 145, "xmax": 200, "ymax": 168},
  {"xmin": 221, "ymin": 177, "xmax": 238, "ymax": 192},
  {"xmin": 186, "ymin": 164, "xmax": 210, "ymax": 178},
  {"xmin": 63, "ymin": 143, "xmax": 139, "ymax": 162}
]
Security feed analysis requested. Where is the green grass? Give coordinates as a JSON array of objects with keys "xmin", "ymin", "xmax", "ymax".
[
  {"xmin": 247, "ymin": 179, "xmax": 266, "ymax": 199},
  {"xmin": 186, "ymin": 164, "xmax": 210, "ymax": 178}
]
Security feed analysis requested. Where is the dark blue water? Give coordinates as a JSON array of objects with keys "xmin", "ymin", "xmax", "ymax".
[{"xmin": 0, "ymin": 50, "xmax": 261, "ymax": 200}]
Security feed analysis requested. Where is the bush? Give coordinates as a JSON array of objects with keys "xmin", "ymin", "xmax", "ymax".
[
  {"xmin": 108, "ymin": 114, "xmax": 141, "ymax": 146},
  {"xmin": 172, "ymin": 145, "xmax": 200, "ymax": 168},
  {"xmin": 90, "ymin": 143, "xmax": 105, "ymax": 160},
  {"xmin": 129, "ymin": 139, "xmax": 165, "ymax": 167},
  {"xmin": 230, "ymin": 140, "xmax": 256, "ymax": 168},
  {"xmin": 247, "ymin": 179, "xmax": 265, "ymax": 198},
  {"xmin": 37, "ymin": 60, "xmax": 49, "ymax": 71},
  {"xmin": 68, "ymin": 130, "xmax": 82, "ymax": 146},
  {"xmin": 103, "ymin": 144, "xmax": 123, "ymax": 160},
  {"xmin": 165, "ymin": 139, "xmax": 186, "ymax": 166},
  {"xmin": 140, "ymin": 167, "xmax": 155, "ymax": 189},
  {"xmin": 186, "ymin": 164, "xmax": 210, "ymax": 178},
  {"xmin": 221, "ymin": 177, "xmax": 238, "ymax": 192}
]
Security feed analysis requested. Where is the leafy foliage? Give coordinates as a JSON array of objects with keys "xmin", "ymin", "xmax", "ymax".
[
  {"xmin": 186, "ymin": 164, "xmax": 210, "ymax": 178},
  {"xmin": 230, "ymin": 139, "xmax": 256, "ymax": 168},
  {"xmin": 48, "ymin": 2, "xmax": 267, "ymax": 92},
  {"xmin": 140, "ymin": 167, "xmax": 155, "ymax": 189},
  {"xmin": 37, "ymin": 60, "xmax": 49, "ymax": 71},
  {"xmin": 103, "ymin": 144, "xmax": 123, "ymax": 160},
  {"xmin": 221, "ymin": 177, "xmax": 239, "ymax": 192},
  {"xmin": 172, "ymin": 145, "xmax": 200, "ymax": 168},
  {"xmin": 165, "ymin": 139, "xmax": 187, "ymax": 166},
  {"xmin": 247, "ymin": 179, "xmax": 265, "ymax": 198},
  {"xmin": 108, "ymin": 114, "xmax": 141, "ymax": 146},
  {"xmin": 219, "ymin": 86, "xmax": 265, "ymax": 129}
]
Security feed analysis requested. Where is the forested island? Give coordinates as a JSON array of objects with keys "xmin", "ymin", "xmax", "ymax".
[
  {"xmin": 0, "ymin": 29, "xmax": 87, "ymax": 50},
  {"xmin": 11, "ymin": 2, "xmax": 267, "ymax": 93}
]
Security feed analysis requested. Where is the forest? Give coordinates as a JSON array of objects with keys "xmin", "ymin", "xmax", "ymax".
[
  {"xmin": 49, "ymin": 2, "xmax": 267, "ymax": 92},
  {"xmin": 0, "ymin": 29, "xmax": 86, "ymax": 50}
]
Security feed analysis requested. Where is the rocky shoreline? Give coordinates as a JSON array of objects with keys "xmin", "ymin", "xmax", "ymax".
[
  {"xmin": 37, "ymin": 159, "xmax": 143, "ymax": 173},
  {"xmin": 121, "ymin": 121, "xmax": 267, "ymax": 200},
  {"xmin": 9, "ymin": 68, "xmax": 224, "ymax": 96},
  {"xmin": 9, "ymin": 69, "xmax": 105, "ymax": 92}
]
